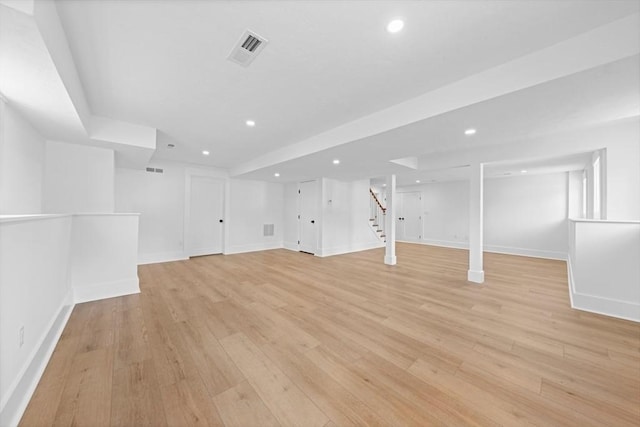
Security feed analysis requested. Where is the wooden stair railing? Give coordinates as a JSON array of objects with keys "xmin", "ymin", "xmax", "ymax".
[{"xmin": 369, "ymin": 188, "xmax": 386, "ymax": 242}]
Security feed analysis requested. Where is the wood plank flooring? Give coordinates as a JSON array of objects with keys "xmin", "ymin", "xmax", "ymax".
[{"xmin": 20, "ymin": 243, "xmax": 640, "ymax": 426}]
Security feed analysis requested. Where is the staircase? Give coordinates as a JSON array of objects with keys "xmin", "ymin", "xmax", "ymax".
[{"xmin": 369, "ymin": 188, "xmax": 386, "ymax": 242}]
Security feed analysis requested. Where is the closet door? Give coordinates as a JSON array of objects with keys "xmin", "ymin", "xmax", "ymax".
[
  {"xmin": 187, "ymin": 176, "xmax": 224, "ymax": 256},
  {"xmin": 299, "ymin": 180, "xmax": 318, "ymax": 254}
]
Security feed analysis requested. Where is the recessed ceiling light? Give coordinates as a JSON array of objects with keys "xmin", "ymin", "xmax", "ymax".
[
  {"xmin": 387, "ymin": 19, "xmax": 404, "ymax": 33},
  {"xmin": 382, "ymin": 183, "xmax": 387, "ymax": 187},
  {"xmin": 274, "ymin": 172, "xmax": 280, "ymax": 177},
  {"xmin": 464, "ymin": 128, "xmax": 477, "ymax": 135},
  {"xmin": 202, "ymin": 150, "xmax": 210, "ymax": 156},
  {"xmin": 416, "ymin": 180, "xmax": 421, "ymax": 183},
  {"xmin": 246, "ymin": 120, "xmax": 256, "ymax": 127},
  {"xmin": 333, "ymin": 159, "xmax": 340, "ymax": 165},
  {"xmin": 521, "ymin": 169, "xmax": 527, "ymax": 173}
]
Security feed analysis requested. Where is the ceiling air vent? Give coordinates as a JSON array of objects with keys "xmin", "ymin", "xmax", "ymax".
[{"xmin": 227, "ymin": 30, "xmax": 269, "ymax": 67}]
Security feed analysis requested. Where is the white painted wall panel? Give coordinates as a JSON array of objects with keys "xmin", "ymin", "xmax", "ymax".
[
  {"xmin": 319, "ymin": 178, "xmax": 382, "ymax": 257},
  {"xmin": 43, "ymin": 141, "xmax": 114, "ymax": 213},
  {"xmin": 227, "ymin": 179, "xmax": 284, "ymax": 254},
  {"xmin": 401, "ymin": 172, "xmax": 573, "ymax": 258},
  {"xmin": 0, "ymin": 102, "xmax": 45, "ymax": 214},
  {"xmin": 283, "ymin": 182, "xmax": 299, "ymax": 250},
  {"xmin": 484, "ymin": 173, "xmax": 568, "ymax": 257},
  {"xmin": 115, "ymin": 164, "xmax": 185, "ymax": 263},
  {"xmin": 569, "ymin": 219, "xmax": 640, "ymax": 321}
]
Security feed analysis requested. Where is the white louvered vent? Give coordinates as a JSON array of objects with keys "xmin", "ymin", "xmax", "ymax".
[
  {"xmin": 263, "ymin": 224, "xmax": 275, "ymax": 237},
  {"xmin": 227, "ymin": 30, "xmax": 269, "ymax": 67}
]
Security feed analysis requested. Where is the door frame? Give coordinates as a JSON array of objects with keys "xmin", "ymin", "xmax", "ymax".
[
  {"xmin": 184, "ymin": 168, "xmax": 229, "ymax": 256},
  {"xmin": 397, "ymin": 191, "xmax": 423, "ymax": 243},
  {"xmin": 297, "ymin": 179, "xmax": 320, "ymax": 255}
]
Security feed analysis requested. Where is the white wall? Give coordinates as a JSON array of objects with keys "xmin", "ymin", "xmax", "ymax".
[
  {"xmin": 0, "ymin": 216, "xmax": 72, "ymax": 427},
  {"xmin": 70, "ymin": 214, "xmax": 140, "ymax": 302},
  {"xmin": 227, "ymin": 179, "xmax": 284, "ymax": 254},
  {"xmin": 568, "ymin": 219, "xmax": 640, "ymax": 321},
  {"xmin": 0, "ymin": 101, "xmax": 45, "ymax": 214},
  {"xmin": 283, "ymin": 182, "xmax": 299, "ymax": 250},
  {"xmin": 605, "ymin": 133, "xmax": 640, "ymax": 220},
  {"xmin": 281, "ymin": 178, "xmax": 383, "ymax": 256},
  {"xmin": 43, "ymin": 140, "xmax": 114, "ymax": 213},
  {"xmin": 0, "ymin": 213, "xmax": 140, "ymax": 426},
  {"xmin": 115, "ymin": 163, "xmax": 186, "ymax": 263},
  {"xmin": 115, "ymin": 161, "xmax": 287, "ymax": 262},
  {"xmin": 484, "ymin": 173, "xmax": 570, "ymax": 258},
  {"xmin": 400, "ymin": 171, "xmax": 577, "ymax": 259},
  {"xmin": 421, "ymin": 181, "xmax": 469, "ymax": 246},
  {"xmin": 319, "ymin": 178, "xmax": 382, "ymax": 257}
]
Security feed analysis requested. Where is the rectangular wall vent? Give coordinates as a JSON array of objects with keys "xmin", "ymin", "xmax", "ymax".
[
  {"xmin": 227, "ymin": 30, "xmax": 269, "ymax": 67},
  {"xmin": 145, "ymin": 167, "xmax": 164, "ymax": 173},
  {"xmin": 263, "ymin": 224, "xmax": 275, "ymax": 237}
]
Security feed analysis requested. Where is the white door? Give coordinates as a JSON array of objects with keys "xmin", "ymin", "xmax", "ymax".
[
  {"xmin": 187, "ymin": 176, "xmax": 224, "ymax": 256},
  {"xmin": 397, "ymin": 192, "xmax": 421, "ymax": 241},
  {"xmin": 402, "ymin": 192, "xmax": 422, "ymax": 241},
  {"xmin": 299, "ymin": 180, "xmax": 318, "ymax": 254}
]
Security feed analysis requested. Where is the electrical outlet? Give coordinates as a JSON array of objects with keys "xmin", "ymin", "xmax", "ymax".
[{"xmin": 19, "ymin": 326, "xmax": 24, "ymax": 347}]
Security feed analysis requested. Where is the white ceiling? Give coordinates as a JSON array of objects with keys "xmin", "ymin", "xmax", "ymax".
[
  {"xmin": 54, "ymin": 0, "xmax": 640, "ymax": 169},
  {"xmin": 238, "ymin": 54, "xmax": 639, "ymax": 183},
  {"xmin": 2, "ymin": 0, "xmax": 638, "ymax": 184}
]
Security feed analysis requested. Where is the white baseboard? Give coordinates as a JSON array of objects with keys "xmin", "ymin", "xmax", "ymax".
[
  {"xmin": 317, "ymin": 241, "xmax": 384, "ymax": 258},
  {"xmin": 0, "ymin": 293, "xmax": 74, "ymax": 427},
  {"xmin": 484, "ymin": 245, "xmax": 567, "ymax": 261},
  {"xmin": 571, "ymin": 292, "xmax": 640, "ymax": 322},
  {"xmin": 138, "ymin": 251, "xmax": 187, "ymax": 265},
  {"xmin": 73, "ymin": 277, "xmax": 140, "ymax": 304},
  {"xmin": 417, "ymin": 238, "xmax": 468, "ymax": 250},
  {"xmin": 400, "ymin": 239, "xmax": 567, "ymax": 261},
  {"xmin": 283, "ymin": 241, "xmax": 299, "ymax": 251},
  {"xmin": 567, "ymin": 256, "xmax": 639, "ymax": 322},
  {"xmin": 467, "ymin": 269, "xmax": 485, "ymax": 283},
  {"xmin": 224, "ymin": 241, "xmax": 283, "ymax": 255}
]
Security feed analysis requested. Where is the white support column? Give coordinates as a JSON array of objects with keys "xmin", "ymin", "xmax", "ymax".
[
  {"xmin": 468, "ymin": 162, "xmax": 484, "ymax": 283},
  {"xmin": 384, "ymin": 174, "xmax": 397, "ymax": 265}
]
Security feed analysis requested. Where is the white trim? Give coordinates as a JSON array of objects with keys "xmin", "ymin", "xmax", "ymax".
[
  {"xmin": 283, "ymin": 241, "xmax": 299, "ymax": 251},
  {"xmin": 400, "ymin": 239, "xmax": 567, "ymax": 261},
  {"xmin": 224, "ymin": 241, "xmax": 283, "ymax": 255},
  {"xmin": 567, "ymin": 255, "xmax": 639, "ymax": 322},
  {"xmin": 318, "ymin": 241, "xmax": 384, "ymax": 258},
  {"xmin": 571, "ymin": 292, "xmax": 640, "ymax": 322},
  {"xmin": 483, "ymin": 245, "xmax": 567, "ymax": 261},
  {"xmin": 566, "ymin": 256, "xmax": 576, "ymax": 308},
  {"xmin": 73, "ymin": 212, "xmax": 140, "ymax": 217},
  {"xmin": 384, "ymin": 255, "xmax": 397, "ymax": 265},
  {"xmin": 0, "ymin": 214, "xmax": 70, "ymax": 224},
  {"xmin": 569, "ymin": 218, "xmax": 640, "ymax": 224},
  {"xmin": 411, "ymin": 238, "xmax": 468, "ymax": 250},
  {"xmin": 0, "ymin": 292, "xmax": 74, "ymax": 427},
  {"xmin": 467, "ymin": 269, "xmax": 485, "ymax": 283},
  {"xmin": 184, "ymin": 170, "xmax": 227, "ymax": 258},
  {"xmin": 137, "ymin": 251, "xmax": 188, "ymax": 265},
  {"xmin": 73, "ymin": 278, "xmax": 140, "ymax": 304}
]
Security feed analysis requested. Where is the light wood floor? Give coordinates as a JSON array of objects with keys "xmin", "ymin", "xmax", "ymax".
[{"xmin": 20, "ymin": 243, "xmax": 640, "ymax": 426}]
